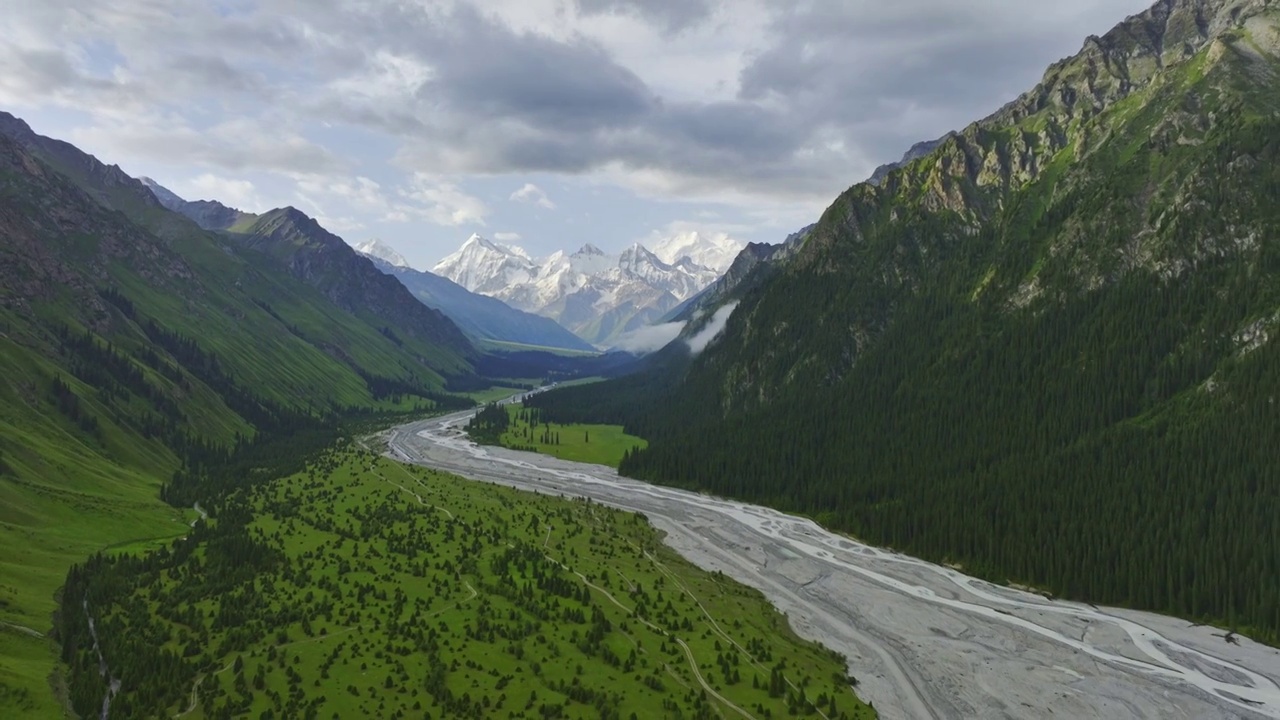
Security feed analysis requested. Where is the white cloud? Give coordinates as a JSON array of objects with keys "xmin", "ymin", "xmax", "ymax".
[
  {"xmin": 402, "ymin": 174, "xmax": 488, "ymax": 227},
  {"xmin": 510, "ymin": 183, "xmax": 556, "ymax": 209},
  {"xmin": 69, "ymin": 115, "xmax": 343, "ymax": 176},
  {"xmin": 175, "ymin": 173, "xmax": 260, "ymax": 209},
  {"xmin": 2, "ymin": 0, "xmax": 1158, "ymax": 260},
  {"xmin": 612, "ymin": 321, "xmax": 686, "ymax": 353},
  {"xmin": 686, "ymin": 301, "xmax": 738, "ymax": 354},
  {"xmin": 494, "ymin": 231, "xmax": 523, "ymax": 241}
]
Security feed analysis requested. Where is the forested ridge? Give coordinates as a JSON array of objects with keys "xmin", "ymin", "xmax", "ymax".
[{"xmin": 527, "ymin": 1, "xmax": 1280, "ymax": 643}]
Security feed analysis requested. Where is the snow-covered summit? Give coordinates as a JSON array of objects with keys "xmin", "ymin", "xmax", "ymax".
[
  {"xmin": 433, "ymin": 234, "xmax": 539, "ymax": 295},
  {"xmin": 430, "ymin": 234, "xmax": 729, "ymax": 345},
  {"xmin": 649, "ymin": 231, "xmax": 745, "ymax": 273},
  {"xmin": 355, "ymin": 238, "xmax": 411, "ymax": 269}
]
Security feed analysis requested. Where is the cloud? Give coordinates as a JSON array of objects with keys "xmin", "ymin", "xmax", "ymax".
[
  {"xmin": 176, "ymin": 173, "xmax": 260, "ymax": 210},
  {"xmin": 289, "ymin": 171, "xmax": 486, "ymax": 230},
  {"xmin": 70, "ymin": 116, "xmax": 343, "ymax": 176},
  {"xmin": 612, "ymin": 321, "xmax": 686, "ymax": 353},
  {"xmin": 575, "ymin": 0, "xmax": 715, "ymax": 34},
  {"xmin": 686, "ymin": 301, "xmax": 738, "ymax": 354},
  {"xmin": 3, "ymin": 0, "xmax": 1156, "ymax": 244},
  {"xmin": 402, "ymin": 174, "xmax": 488, "ymax": 227},
  {"xmin": 494, "ymin": 231, "xmax": 523, "ymax": 241},
  {"xmin": 510, "ymin": 183, "xmax": 556, "ymax": 209}
]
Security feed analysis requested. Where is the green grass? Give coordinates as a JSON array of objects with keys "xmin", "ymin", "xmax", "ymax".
[
  {"xmin": 464, "ymin": 380, "xmax": 542, "ymax": 405},
  {"xmin": 551, "ymin": 376, "xmax": 606, "ymax": 389},
  {"xmin": 83, "ymin": 447, "xmax": 872, "ymax": 719},
  {"xmin": 0, "ymin": 335, "xmax": 192, "ymax": 719},
  {"xmin": 499, "ymin": 405, "xmax": 646, "ymax": 467},
  {"xmin": 478, "ymin": 339, "xmax": 602, "ymax": 357}
]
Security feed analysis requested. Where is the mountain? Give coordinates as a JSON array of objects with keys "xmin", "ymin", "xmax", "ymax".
[
  {"xmin": 434, "ymin": 234, "xmax": 725, "ymax": 346},
  {"xmin": 665, "ymin": 224, "xmax": 816, "ymax": 324},
  {"xmin": 224, "ymin": 208, "xmax": 475, "ymax": 366},
  {"xmin": 433, "ymin": 234, "xmax": 541, "ymax": 296},
  {"xmin": 525, "ymin": 0, "xmax": 1280, "ymax": 643},
  {"xmin": 866, "ymin": 135, "xmax": 953, "ymax": 186},
  {"xmin": 138, "ymin": 176, "xmax": 251, "ymax": 230},
  {"xmin": 648, "ymin": 231, "xmax": 746, "ymax": 272},
  {"xmin": 359, "ymin": 253, "xmax": 597, "ymax": 352},
  {"xmin": 133, "ymin": 180, "xmax": 475, "ymax": 375},
  {"xmin": 355, "ymin": 238, "xmax": 410, "ymax": 268},
  {"xmin": 0, "ymin": 112, "xmax": 483, "ymax": 714}
]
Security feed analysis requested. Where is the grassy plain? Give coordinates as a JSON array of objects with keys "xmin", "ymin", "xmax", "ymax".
[
  {"xmin": 477, "ymin": 339, "xmax": 602, "ymax": 357},
  {"xmin": 499, "ymin": 405, "xmax": 646, "ymax": 467},
  {"xmin": 89, "ymin": 447, "xmax": 870, "ymax": 719},
  {"xmin": 463, "ymin": 380, "xmax": 541, "ymax": 405}
]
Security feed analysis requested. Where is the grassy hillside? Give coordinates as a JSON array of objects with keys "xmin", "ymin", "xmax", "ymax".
[
  {"xmin": 0, "ymin": 121, "xmax": 477, "ymax": 717},
  {"xmin": 55, "ymin": 447, "xmax": 871, "ymax": 719}
]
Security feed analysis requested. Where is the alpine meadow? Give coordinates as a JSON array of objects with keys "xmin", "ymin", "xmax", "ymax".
[{"xmin": 3, "ymin": 0, "xmax": 1280, "ymax": 719}]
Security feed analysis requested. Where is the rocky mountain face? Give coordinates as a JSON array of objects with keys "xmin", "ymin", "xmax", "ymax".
[
  {"xmin": 530, "ymin": 0, "xmax": 1280, "ymax": 641},
  {"xmin": 433, "ymin": 234, "xmax": 734, "ymax": 346},
  {"xmin": 866, "ymin": 136, "xmax": 952, "ymax": 186}
]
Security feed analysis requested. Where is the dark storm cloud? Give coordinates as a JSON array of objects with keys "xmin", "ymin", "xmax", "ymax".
[
  {"xmin": 419, "ymin": 8, "xmax": 657, "ymax": 132},
  {"xmin": 4, "ymin": 0, "xmax": 1157, "ymax": 201},
  {"xmin": 367, "ymin": 0, "xmax": 1155, "ymax": 196},
  {"xmin": 737, "ymin": 1, "xmax": 1154, "ymax": 169},
  {"xmin": 575, "ymin": 0, "xmax": 716, "ymax": 33}
]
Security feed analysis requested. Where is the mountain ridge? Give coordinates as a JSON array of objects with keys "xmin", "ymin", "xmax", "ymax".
[
  {"xmin": 527, "ymin": 0, "xmax": 1280, "ymax": 643},
  {"xmin": 433, "ymin": 233, "xmax": 735, "ymax": 346}
]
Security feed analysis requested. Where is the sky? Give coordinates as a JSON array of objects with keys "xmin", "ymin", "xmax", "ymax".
[{"xmin": 1, "ymin": 0, "xmax": 1154, "ymax": 269}]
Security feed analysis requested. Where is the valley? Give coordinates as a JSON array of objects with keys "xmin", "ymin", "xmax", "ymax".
[
  {"xmin": 387, "ymin": 410, "xmax": 1280, "ymax": 720},
  {"xmin": 56, "ymin": 441, "xmax": 869, "ymax": 720},
  {"xmin": 4, "ymin": 0, "xmax": 1280, "ymax": 717}
]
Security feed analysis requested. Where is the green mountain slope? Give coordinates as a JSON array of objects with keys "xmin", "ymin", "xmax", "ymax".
[
  {"xmin": 0, "ymin": 112, "xmax": 475, "ymax": 395},
  {"xmin": 529, "ymin": 0, "xmax": 1280, "ymax": 641},
  {"xmin": 224, "ymin": 208, "xmax": 476, "ymax": 376},
  {"xmin": 0, "ymin": 118, "xmax": 475, "ymax": 716}
]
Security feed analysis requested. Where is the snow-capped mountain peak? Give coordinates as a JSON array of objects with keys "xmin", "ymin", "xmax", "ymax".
[
  {"xmin": 434, "ymin": 234, "xmax": 538, "ymax": 294},
  {"xmin": 354, "ymin": 239, "xmax": 411, "ymax": 268},
  {"xmin": 649, "ymin": 231, "xmax": 745, "ymax": 273},
  {"xmin": 432, "ymin": 234, "xmax": 729, "ymax": 346}
]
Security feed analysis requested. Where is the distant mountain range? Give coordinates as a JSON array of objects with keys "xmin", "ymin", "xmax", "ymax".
[
  {"xmin": 140, "ymin": 176, "xmax": 742, "ymax": 351},
  {"xmin": 137, "ymin": 184, "xmax": 595, "ymax": 353},
  {"xmin": 356, "ymin": 241, "xmax": 595, "ymax": 352},
  {"xmin": 433, "ymin": 233, "xmax": 741, "ymax": 346}
]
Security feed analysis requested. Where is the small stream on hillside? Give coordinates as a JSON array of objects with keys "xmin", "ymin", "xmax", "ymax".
[{"xmin": 83, "ymin": 599, "xmax": 122, "ymax": 720}]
